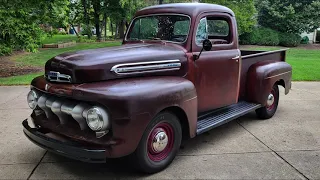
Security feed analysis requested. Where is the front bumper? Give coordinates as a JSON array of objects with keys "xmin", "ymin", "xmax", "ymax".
[{"xmin": 22, "ymin": 119, "xmax": 107, "ymax": 163}]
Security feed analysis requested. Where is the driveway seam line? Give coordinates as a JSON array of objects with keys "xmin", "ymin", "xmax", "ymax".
[
  {"xmin": 27, "ymin": 151, "xmax": 47, "ymax": 180},
  {"xmin": 177, "ymin": 150, "xmax": 272, "ymax": 157},
  {"xmin": 237, "ymin": 121, "xmax": 310, "ymax": 180}
]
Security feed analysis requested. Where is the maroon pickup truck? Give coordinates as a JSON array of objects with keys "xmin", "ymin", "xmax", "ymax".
[{"xmin": 23, "ymin": 3, "xmax": 292, "ymax": 173}]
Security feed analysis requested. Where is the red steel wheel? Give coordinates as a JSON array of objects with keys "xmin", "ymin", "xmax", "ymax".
[
  {"xmin": 147, "ymin": 122, "xmax": 174, "ymax": 162},
  {"xmin": 256, "ymin": 84, "xmax": 279, "ymax": 119},
  {"xmin": 266, "ymin": 89, "xmax": 276, "ymax": 111},
  {"xmin": 132, "ymin": 111, "xmax": 182, "ymax": 174}
]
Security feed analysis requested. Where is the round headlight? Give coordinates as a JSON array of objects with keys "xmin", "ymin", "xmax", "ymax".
[
  {"xmin": 86, "ymin": 107, "xmax": 104, "ymax": 131},
  {"xmin": 27, "ymin": 90, "xmax": 38, "ymax": 110}
]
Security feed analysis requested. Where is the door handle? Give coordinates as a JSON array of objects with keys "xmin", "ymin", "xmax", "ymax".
[
  {"xmin": 232, "ymin": 55, "xmax": 240, "ymax": 60},
  {"xmin": 232, "ymin": 55, "xmax": 240, "ymax": 63}
]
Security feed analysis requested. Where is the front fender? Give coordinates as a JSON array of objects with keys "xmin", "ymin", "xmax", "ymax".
[
  {"xmin": 246, "ymin": 60, "xmax": 292, "ymax": 106},
  {"xmin": 75, "ymin": 76, "xmax": 197, "ymax": 158}
]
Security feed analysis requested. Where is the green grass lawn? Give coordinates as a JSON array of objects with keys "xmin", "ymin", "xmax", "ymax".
[
  {"xmin": 241, "ymin": 46, "xmax": 320, "ymax": 81},
  {"xmin": 0, "ymin": 41, "xmax": 121, "ymax": 85},
  {"xmin": 41, "ymin": 35, "xmax": 79, "ymax": 44}
]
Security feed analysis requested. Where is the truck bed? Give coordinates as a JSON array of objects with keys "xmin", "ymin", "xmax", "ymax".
[{"xmin": 239, "ymin": 49, "xmax": 288, "ymax": 99}]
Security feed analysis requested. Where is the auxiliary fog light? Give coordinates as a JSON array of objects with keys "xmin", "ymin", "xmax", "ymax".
[
  {"xmin": 86, "ymin": 107, "xmax": 110, "ymax": 131},
  {"xmin": 27, "ymin": 90, "xmax": 39, "ymax": 110}
]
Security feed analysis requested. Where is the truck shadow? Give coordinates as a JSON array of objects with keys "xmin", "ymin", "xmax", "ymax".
[{"xmin": 43, "ymin": 112, "xmax": 260, "ymax": 178}]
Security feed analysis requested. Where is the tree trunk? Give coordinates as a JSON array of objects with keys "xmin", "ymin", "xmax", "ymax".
[
  {"xmin": 70, "ymin": 23, "xmax": 79, "ymax": 37},
  {"xmin": 119, "ymin": 20, "xmax": 125, "ymax": 39},
  {"xmin": 81, "ymin": 0, "xmax": 91, "ymax": 39},
  {"xmin": 111, "ymin": 21, "xmax": 114, "ymax": 36},
  {"xmin": 104, "ymin": 13, "xmax": 107, "ymax": 41},
  {"xmin": 159, "ymin": 0, "xmax": 164, "ymax": 4},
  {"xmin": 93, "ymin": 0, "xmax": 101, "ymax": 41},
  {"xmin": 115, "ymin": 23, "xmax": 118, "ymax": 39}
]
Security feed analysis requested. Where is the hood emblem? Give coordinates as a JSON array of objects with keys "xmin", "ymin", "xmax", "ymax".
[{"xmin": 45, "ymin": 71, "xmax": 72, "ymax": 83}]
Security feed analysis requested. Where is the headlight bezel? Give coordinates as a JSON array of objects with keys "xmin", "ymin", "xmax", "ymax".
[
  {"xmin": 86, "ymin": 107, "xmax": 104, "ymax": 131},
  {"xmin": 27, "ymin": 90, "xmax": 39, "ymax": 110},
  {"xmin": 86, "ymin": 106, "xmax": 110, "ymax": 132}
]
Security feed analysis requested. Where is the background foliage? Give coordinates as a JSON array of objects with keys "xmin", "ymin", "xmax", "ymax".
[
  {"xmin": 0, "ymin": 0, "xmax": 69, "ymax": 55},
  {"xmin": 1, "ymin": 0, "xmax": 320, "ymax": 55},
  {"xmin": 256, "ymin": 0, "xmax": 320, "ymax": 34}
]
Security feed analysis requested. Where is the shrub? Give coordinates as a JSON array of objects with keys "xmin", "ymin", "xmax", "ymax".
[
  {"xmin": 279, "ymin": 33, "xmax": 301, "ymax": 47},
  {"xmin": 58, "ymin": 31, "xmax": 67, "ymax": 35},
  {"xmin": 240, "ymin": 27, "xmax": 279, "ymax": 46},
  {"xmin": 0, "ymin": 10, "xmax": 45, "ymax": 55},
  {"xmin": 301, "ymin": 36, "xmax": 309, "ymax": 44},
  {"xmin": 0, "ymin": 44, "xmax": 13, "ymax": 56},
  {"xmin": 77, "ymin": 36, "xmax": 96, "ymax": 43}
]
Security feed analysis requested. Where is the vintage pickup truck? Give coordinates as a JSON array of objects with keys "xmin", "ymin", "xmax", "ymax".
[{"xmin": 23, "ymin": 3, "xmax": 292, "ymax": 173}]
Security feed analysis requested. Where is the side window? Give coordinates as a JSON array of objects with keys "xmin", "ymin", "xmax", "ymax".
[
  {"xmin": 195, "ymin": 18, "xmax": 208, "ymax": 45},
  {"xmin": 207, "ymin": 19, "xmax": 229, "ymax": 37},
  {"xmin": 195, "ymin": 17, "xmax": 231, "ymax": 46}
]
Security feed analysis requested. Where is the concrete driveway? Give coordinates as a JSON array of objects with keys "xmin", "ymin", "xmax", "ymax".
[{"xmin": 0, "ymin": 82, "xmax": 319, "ymax": 179}]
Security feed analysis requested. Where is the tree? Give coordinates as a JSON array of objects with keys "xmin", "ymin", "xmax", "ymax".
[
  {"xmin": 69, "ymin": 0, "xmax": 83, "ymax": 37},
  {"xmin": 92, "ymin": 0, "xmax": 102, "ymax": 40},
  {"xmin": 81, "ymin": 0, "xmax": 92, "ymax": 38},
  {"xmin": 256, "ymin": 0, "xmax": 320, "ymax": 34},
  {"xmin": 0, "ymin": 0, "xmax": 69, "ymax": 54},
  {"xmin": 202, "ymin": 0, "xmax": 257, "ymax": 35}
]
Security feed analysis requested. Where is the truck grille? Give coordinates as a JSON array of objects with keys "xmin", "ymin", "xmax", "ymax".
[{"xmin": 37, "ymin": 93, "xmax": 90, "ymax": 130}]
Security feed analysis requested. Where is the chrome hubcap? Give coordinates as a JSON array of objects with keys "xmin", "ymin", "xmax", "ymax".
[
  {"xmin": 152, "ymin": 130, "xmax": 168, "ymax": 153},
  {"xmin": 267, "ymin": 93, "xmax": 275, "ymax": 106}
]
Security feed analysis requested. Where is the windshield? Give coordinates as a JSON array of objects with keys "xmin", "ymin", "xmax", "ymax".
[{"xmin": 127, "ymin": 15, "xmax": 190, "ymax": 43}]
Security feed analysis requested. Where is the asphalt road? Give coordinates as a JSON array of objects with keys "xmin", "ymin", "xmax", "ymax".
[{"xmin": 0, "ymin": 82, "xmax": 319, "ymax": 179}]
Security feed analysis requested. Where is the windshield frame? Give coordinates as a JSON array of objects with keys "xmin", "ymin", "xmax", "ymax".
[{"xmin": 124, "ymin": 13, "xmax": 192, "ymax": 44}]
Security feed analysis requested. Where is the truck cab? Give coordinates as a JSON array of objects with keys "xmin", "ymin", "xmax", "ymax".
[{"xmin": 23, "ymin": 3, "xmax": 292, "ymax": 174}]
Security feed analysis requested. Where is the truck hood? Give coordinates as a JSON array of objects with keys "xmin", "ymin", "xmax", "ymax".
[{"xmin": 45, "ymin": 43, "xmax": 188, "ymax": 83}]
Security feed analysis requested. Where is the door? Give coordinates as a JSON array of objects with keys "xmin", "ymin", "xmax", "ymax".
[{"xmin": 192, "ymin": 13, "xmax": 241, "ymax": 112}]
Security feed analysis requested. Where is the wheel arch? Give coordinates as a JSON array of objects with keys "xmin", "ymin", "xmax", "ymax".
[{"xmin": 160, "ymin": 106, "xmax": 191, "ymax": 141}]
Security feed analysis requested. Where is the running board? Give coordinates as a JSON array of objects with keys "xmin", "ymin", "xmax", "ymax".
[{"xmin": 197, "ymin": 101, "xmax": 261, "ymax": 135}]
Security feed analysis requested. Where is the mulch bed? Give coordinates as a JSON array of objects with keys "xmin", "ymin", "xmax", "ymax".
[{"xmin": 0, "ymin": 51, "xmax": 42, "ymax": 78}]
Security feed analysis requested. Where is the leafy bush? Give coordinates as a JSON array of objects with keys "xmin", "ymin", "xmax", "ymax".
[
  {"xmin": 58, "ymin": 31, "xmax": 67, "ymax": 35},
  {"xmin": 301, "ymin": 36, "xmax": 309, "ymax": 44},
  {"xmin": 240, "ymin": 27, "xmax": 279, "ymax": 46},
  {"xmin": 0, "ymin": 10, "xmax": 45, "ymax": 55},
  {"xmin": 77, "ymin": 36, "xmax": 96, "ymax": 43},
  {"xmin": 47, "ymin": 29, "xmax": 59, "ymax": 37},
  {"xmin": 279, "ymin": 33, "xmax": 301, "ymax": 47},
  {"xmin": 0, "ymin": 44, "xmax": 13, "ymax": 56}
]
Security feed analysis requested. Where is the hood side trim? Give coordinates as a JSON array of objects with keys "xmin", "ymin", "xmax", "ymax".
[{"xmin": 110, "ymin": 59, "xmax": 181, "ymax": 75}]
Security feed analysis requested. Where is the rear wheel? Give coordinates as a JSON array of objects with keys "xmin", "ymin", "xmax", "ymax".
[
  {"xmin": 132, "ymin": 111, "xmax": 182, "ymax": 174},
  {"xmin": 256, "ymin": 84, "xmax": 279, "ymax": 119}
]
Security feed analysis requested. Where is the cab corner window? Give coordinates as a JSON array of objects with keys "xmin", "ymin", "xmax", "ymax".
[{"xmin": 195, "ymin": 17, "xmax": 231, "ymax": 46}]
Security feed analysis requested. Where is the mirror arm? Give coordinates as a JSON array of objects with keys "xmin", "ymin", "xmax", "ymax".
[{"xmin": 194, "ymin": 48, "xmax": 204, "ymax": 61}]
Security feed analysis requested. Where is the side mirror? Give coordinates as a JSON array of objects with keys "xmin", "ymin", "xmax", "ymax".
[
  {"xmin": 203, "ymin": 39, "xmax": 212, "ymax": 51},
  {"xmin": 194, "ymin": 39, "xmax": 212, "ymax": 61}
]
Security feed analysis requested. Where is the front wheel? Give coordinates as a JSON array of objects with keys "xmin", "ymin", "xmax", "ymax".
[
  {"xmin": 256, "ymin": 84, "xmax": 279, "ymax": 119},
  {"xmin": 132, "ymin": 111, "xmax": 182, "ymax": 174}
]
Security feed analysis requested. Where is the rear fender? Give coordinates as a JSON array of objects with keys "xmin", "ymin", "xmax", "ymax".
[{"xmin": 246, "ymin": 60, "xmax": 292, "ymax": 106}]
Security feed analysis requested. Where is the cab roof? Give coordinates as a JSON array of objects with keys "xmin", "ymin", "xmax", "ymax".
[{"xmin": 135, "ymin": 3, "xmax": 235, "ymax": 18}]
